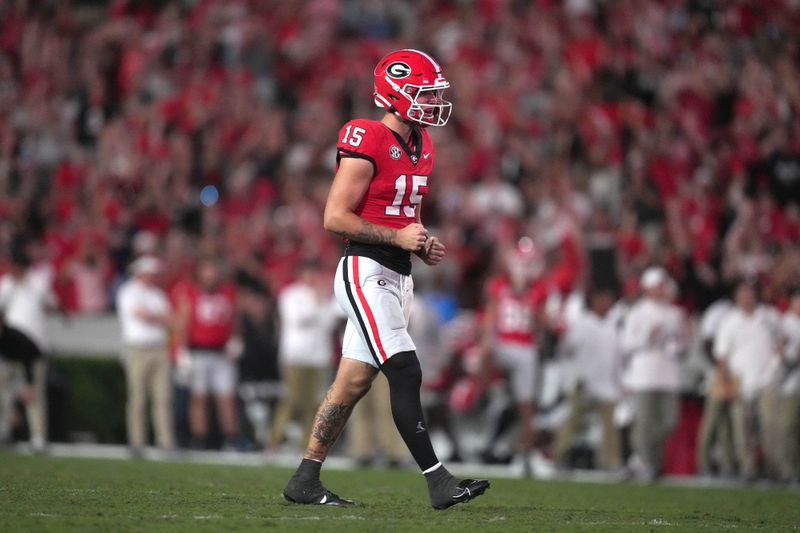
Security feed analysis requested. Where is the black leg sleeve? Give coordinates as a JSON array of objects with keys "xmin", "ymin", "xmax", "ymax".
[{"xmin": 381, "ymin": 351, "xmax": 440, "ymax": 472}]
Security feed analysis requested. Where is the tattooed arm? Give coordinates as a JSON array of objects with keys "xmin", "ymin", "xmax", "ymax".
[{"xmin": 324, "ymin": 157, "xmax": 427, "ymax": 252}]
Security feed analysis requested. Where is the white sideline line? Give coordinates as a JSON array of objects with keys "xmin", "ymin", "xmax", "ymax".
[{"xmin": 193, "ymin": 515, "xmax": 222, "ymax": 520}]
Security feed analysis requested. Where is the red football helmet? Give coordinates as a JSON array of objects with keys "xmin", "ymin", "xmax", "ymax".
[{"xmin": 373, "ymin": 49, "xmax": 452, "ymax": 127}]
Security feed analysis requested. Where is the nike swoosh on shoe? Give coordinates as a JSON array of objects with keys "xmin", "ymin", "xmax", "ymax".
[
  {"xmin": 453, "ymin": 487, "xmax": 471, "ymax": 500},
  {"xmin": 434, "ymin": 479, "xmax": 490, "ymax": 510},
  {"xmin": 318, "ymin": 491, "xmax": 354, "ymax": 506}
]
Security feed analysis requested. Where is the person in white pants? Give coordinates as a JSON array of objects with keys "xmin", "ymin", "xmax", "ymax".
[
  {"xmin": 621, "ymin": 267, "xmax": 688, "ymax": 481},
  {"xmin": 713, "ymin": 280, "xmax": 783, "ymax": 481},
  {"xmin": 116, "ymin": 256, "xmax": 175, "ymax": 453},
  {"xmin": 554, "ymin": 287, "xmax": 624, "ymax": 471}
]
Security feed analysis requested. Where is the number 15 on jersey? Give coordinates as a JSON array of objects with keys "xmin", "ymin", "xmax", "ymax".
[{"xmin": 386, "ymin": 174, "xmax": 427, "ymax": 217}]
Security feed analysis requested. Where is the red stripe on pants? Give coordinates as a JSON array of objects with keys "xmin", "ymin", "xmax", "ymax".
[{"xmin": 352, "ymin": 257, "xmax": 388, "ymax": 362}]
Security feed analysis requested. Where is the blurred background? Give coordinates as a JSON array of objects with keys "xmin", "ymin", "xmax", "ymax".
[{"xmin": 0, "ymin": 0, "xmax": 799, "ymax": 483}]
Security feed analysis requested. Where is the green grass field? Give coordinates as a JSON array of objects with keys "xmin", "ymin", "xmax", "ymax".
[{"xmin": 0, "ymin": 452, "xmax": 798, "ymax": 532}]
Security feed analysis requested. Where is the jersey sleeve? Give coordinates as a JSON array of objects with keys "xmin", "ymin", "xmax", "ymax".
[
  {"xmin": 713, "ymin": 317, "xmax": 734, "ymax": 361},
  {"xmin": 335, "ymin": 119, "xmax": 379, "ymax": 175}
]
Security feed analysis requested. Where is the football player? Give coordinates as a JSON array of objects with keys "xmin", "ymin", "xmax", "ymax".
[
  {"xmin": 282, "ymin": 49, "xmax": 490, "ymax": 509},
  {"xmin": 478, "ymin": 237, "xmax": 549, "ymax": 472},
  {"xmin": 171, "ymin": 257, "xmax": 241, "ymax": 450}
]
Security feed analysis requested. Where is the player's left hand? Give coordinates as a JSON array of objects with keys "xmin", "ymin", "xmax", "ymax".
[{"xmin": 419, "ymin": 236, "xmax": 446, "ymax": 265}]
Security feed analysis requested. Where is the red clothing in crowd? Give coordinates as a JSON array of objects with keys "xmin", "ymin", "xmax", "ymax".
[
  {"xmin": 485, "ymin": 275, "xmax": 548, "ymax": 345},
  {"xmin": 171, "ymin": 281, "xmax": 237, "ymax": 350}
]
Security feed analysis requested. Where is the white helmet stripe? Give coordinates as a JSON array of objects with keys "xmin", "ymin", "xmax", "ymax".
[
  {"xmin": 401, "ymin": 48, "xmax": 441, "ymax": 71},
  {"xmin": 384, "ymin": 75, "xmax": 415, "ymax": 106},
  {"xmin": 374, "ymin": 93, "xmax": 392, "ymax": 109}
]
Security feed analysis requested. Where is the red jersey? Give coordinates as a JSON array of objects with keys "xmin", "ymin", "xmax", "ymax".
[
  {"xmin": 171, "ymin": 281, "xmax": 237, "ymax": 349},
  {"xmin": 337, "ymin": 118, "xmax": 434, "ymax": 230},
  {"xmin": 486, "ymin": 275, "xmax": 548, "ymax": 345},
  {"xmin": 336, "ymin": 119, "xmax": 434, "ymax": 275}
]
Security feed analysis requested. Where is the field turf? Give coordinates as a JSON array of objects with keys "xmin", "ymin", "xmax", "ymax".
[{"xmin": 1, "ymin": 452, "xmax": 798, "ymax": 532}]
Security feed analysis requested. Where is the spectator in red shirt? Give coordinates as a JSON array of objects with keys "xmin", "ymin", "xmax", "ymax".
[{"xmin": 172, "ymin": 257, "xmax": 241, "ymax": 450}]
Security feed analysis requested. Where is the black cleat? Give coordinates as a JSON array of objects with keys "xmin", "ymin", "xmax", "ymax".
[
  {"xmin": 431, "ymin": 478, "xmax": 491, "ymax": 510},
  {"xmin": 283, "ymin": 474, "xmax": 354, "ymax": 506}
]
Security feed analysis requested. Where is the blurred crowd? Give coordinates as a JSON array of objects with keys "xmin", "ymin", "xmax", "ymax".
[{"xmin": 0, "ymin": 0, "xmax": 799, "ymax": 482}]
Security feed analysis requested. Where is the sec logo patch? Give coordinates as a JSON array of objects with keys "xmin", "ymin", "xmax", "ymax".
[{"xmin": 390, "ymin": 145, "xmax": 402, "ymax": 160}]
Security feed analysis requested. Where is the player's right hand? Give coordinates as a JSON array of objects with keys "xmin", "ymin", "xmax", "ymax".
[{"xmin": 395, "ymin": 223, "xmax": 428, "ymax": 251}]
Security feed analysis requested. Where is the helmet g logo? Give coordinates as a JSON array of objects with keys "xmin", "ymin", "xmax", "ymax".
[{"xmin": 386, "ymin": 61, "xmax": 411, "ymax": 79}]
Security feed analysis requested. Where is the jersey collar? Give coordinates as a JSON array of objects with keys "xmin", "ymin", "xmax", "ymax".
[{"xmin": 386, "ymin": 125, "xmax": 423, "ymax": 165}]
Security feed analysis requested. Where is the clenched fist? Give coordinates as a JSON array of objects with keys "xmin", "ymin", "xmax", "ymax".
[
  {"xmin": 418, "ymin": 235, "xmax": 446, "ymax": 265},
  {"xmin": 395, "ymin": 223, "xmax": 429, "ymax": 251}
]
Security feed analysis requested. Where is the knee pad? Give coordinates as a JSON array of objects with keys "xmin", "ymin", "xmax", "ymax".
[{"xmin": 381, "ymin": 351, "xmax": 422, "ymax": 389}]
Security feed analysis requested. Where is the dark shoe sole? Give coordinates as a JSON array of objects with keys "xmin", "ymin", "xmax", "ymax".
[{"xmin": 283, "ymin": 490, "xmax": 354, "ymax": 506}]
